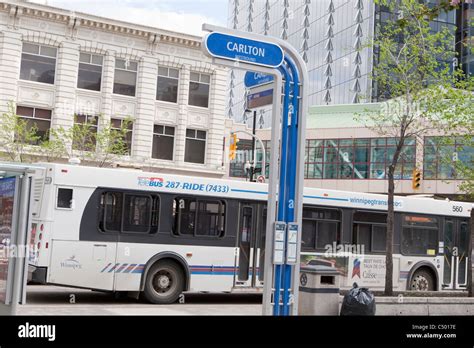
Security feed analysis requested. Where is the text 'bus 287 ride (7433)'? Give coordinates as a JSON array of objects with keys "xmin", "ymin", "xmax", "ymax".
[{"xmin": 3, "ymin": 163, "xmax": 471, "ymax": 304}]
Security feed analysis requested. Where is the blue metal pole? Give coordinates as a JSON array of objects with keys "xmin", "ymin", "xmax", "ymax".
[
  {"xmin": 281, "ymin": 56, "xmax": 300, "ymax": 316},
  {"xmin": 273, "ymin": 64, "xmax": 292, "ymax": 316}
]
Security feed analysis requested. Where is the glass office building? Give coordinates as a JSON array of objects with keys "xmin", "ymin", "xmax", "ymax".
[
  {"xmin": 227, "ymin": 0, "xmax": 462, "ymax": 128},
  {"xmin": 457, "ymin": 2, "xmax": 474, "ymax": 76}
]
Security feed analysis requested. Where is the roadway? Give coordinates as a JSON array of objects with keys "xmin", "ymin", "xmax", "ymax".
[{"xmin": 17, "ymin": 285, "xmax": 262, "ymax": 315}]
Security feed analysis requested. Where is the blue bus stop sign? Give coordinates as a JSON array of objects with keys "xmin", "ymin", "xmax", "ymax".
[
  {"xmin": 204, "ymin": 32, "xmax": 284, "ymax": 68},
  {"xmin": 244, "ymin": 72, "xmax": 274, "ymax": 88}
]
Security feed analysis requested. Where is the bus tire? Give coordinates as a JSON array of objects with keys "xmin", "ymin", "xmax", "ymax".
[
  {"xmin": 410, "ymin": 269, "xmax": 435, "ymax": 291},
  {"xmin": 143, "ymin": 260, "xmax": 184, "ymax": 304}
]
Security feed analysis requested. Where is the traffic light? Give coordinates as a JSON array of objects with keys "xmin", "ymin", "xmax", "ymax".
[
  {"xmin": 229, "ymin": 133, "xmax": 239, "ymax": 160},
  {"xmin": 412, "ymin": 168, "xmax": 421, "ymax": 190}
]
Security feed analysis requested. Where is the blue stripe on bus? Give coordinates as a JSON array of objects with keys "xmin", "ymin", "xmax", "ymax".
[
  {"xmin": 231, "ymin": 189, "xmax": 268, "ymax": 195},
  {"xmin": 101, "ymin": 264, "xmax": 246, "ymax": 276},
  {"xmin": 108, "ymin": 263, "xmax": 119, "ymax": 273},
  {"xmin": 116, "ymin": 263, "xmax": 128, "ymax": 273},
  {"xmin": 190, "ymin": 265, "xmax": 241, "ymax": 276},
  {"xmin": 303, "ymin": 195, "xmax": 349, "ymax": 202},
  {"xmin": 122, "ymin": 264, "xmax": 137, "ymax": 274},
  {"xmin": 131, "ymin": 264, "xmax": 145, "ymax": 274},
  {"xmin": 100, "ymin": 263, "xmax": 111, "ymax": 273},
  {"xmin": 230, "ymin": 189, "xmax": 350, "ymax": 202}
]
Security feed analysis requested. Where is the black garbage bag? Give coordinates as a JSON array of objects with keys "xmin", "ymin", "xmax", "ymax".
[{"xmin": 340, "ymin": 283, "xmax": 376, "ymax": 316}]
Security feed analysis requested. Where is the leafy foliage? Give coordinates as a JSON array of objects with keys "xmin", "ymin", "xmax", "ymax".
[
  {"xmin": 0, "ymin": 102, "xmax": 133, "ymax": 167},
  {"xmin": 359, "ymin": 0, "xmax": 473, "ymax": 295},
  {"xmin": 0, "ymin": 102, "xmax": 41, "ymax": 162}
]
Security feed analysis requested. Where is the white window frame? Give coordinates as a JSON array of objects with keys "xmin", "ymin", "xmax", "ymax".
[
  {"xmin": 184, "ymin": 128, "xmax": 207, "ymax": 165},
  {"xmin": 188, "ymin": 72, "xmax": 211, "ymax": 109},
  {"xmin": 152, "ymin": 124, "xmax": 176, "ymax": 161},
  {"xmin": 156, "ymin": 67, "xmax": 180, "ymax": 104},
  {"xmin": 77, "ymin": 52, "xmax": 104, "ymax": 92},
  {"xmin": 113, "ymin": 58, "xmax": 138, "ymax": 97},
  {"xmin": 20, "ymin": 42, "xmax": 58, "ymax": 85}
]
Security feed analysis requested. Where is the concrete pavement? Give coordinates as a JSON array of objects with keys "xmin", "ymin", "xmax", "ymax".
[
  {"xmin": 17, "ymin": 285, "xmax": 262, "ymax": 315},
  {"xmin": 14, "ymin": 284, "xmax": 474, "ymax": 316}
]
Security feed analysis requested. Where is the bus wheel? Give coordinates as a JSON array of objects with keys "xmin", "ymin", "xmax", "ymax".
[
  {"xmin": 410, "ymin": 269, "xmax": 435, "ymax": 291},
  {"xmin": 143, "ymin": 260, "xmax": 184, "ymax": 304}
]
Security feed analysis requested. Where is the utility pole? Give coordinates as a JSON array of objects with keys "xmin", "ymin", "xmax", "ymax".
[{"xmin": 251, "ymin": 110, "xmax": 257, "ymax": 182}]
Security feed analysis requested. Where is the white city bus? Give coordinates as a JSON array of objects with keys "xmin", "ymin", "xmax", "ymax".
[{"xmin": 19, "ymin": 163, "xmax": 472, "ymax": 303}]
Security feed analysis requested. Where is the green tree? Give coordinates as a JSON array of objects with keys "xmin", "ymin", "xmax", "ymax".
[
  {"xmin": 0, "ymin": 102, "xmax": 41, "ymax": 162},
  {"xmin": 95, "ymin": 116, "xmax": 133, "ymax": 167},
  {"xmin": 363, "ymin": 0, "xmax": 472, "ymax": 295},
  {"xmin": 433, "ymin": 74, "xmax": 474, "ymax": 296},
  {"xmin": 0, "ymin": 103, "xmax": 133, "ymax": 167}
]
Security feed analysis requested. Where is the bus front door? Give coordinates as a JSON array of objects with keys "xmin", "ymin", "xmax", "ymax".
[
  {"xmin": 234, "ymin": 203, "xmax": 266, "ymax": 289},
  {"xmin": 443, "ymin": 219, "xmax": 469, "ymax": 290}
]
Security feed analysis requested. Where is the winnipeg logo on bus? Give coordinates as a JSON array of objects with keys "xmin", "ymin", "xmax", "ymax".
[
  {"xmin": 138, "ymin": 177, "xmax": 164, "ymax": 187},
  {"xmin": 60, "ymin": 255, "xmax": 82, "ymax": 270}
]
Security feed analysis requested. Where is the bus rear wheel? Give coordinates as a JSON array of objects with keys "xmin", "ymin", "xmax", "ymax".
[
  {"xmin": 143, "ymin": 261, "xmax": 184, "ymax": 304},
  {"xmin": 410, "ymin": 269, "xmax": 435, "ymax": 291}
]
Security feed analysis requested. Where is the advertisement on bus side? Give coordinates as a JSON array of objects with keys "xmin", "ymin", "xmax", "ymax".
[{"xmin": 301, "ymin": 254, "xmax": 387, "ymax": 288}]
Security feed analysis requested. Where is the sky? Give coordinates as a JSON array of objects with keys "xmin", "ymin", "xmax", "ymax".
[{"xmin": 29, "ymin": 0, "xmax": 229, "ymax": 36}]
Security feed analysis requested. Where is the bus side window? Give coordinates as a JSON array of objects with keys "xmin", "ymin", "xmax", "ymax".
[
  {"xmin": 401, "ymin": 215, "xmax": 438, "ymax": 256},
  {"xmin": 173, "ymin": 198, "xmax": 196, "ymax": 236},
  {"xmin": 302, "ymin": 206, "xmax": 341, "ymax": 251},
  {"xmin": 123, "ymin": 194, "xmax": 152, "ymax": 233},
  {"xmin": 103, "ymin": 192, "xmax": 123, "ymax": 233},
  {"xmin": 57, "ymin": 188, "xmax": 73, "ymax": 209},
  {"xmin": 352, "ymin": 211, "xmax": 387, "ymax": 253},
  {"xmin": 172, "ymin": 197, "xmax": 225, "ymax": 238},
  {"xmin": 195, "ymin": 201, "xmax": 225, "ymax": 237}
]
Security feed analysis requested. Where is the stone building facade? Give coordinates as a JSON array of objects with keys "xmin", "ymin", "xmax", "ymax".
[{"xmin": 0, "ymin": 0, "xmax": 227, "ymax": 177}]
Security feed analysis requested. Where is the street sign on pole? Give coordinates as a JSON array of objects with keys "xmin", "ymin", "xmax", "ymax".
[
  {"xmin": 202, "ymin": 24, "xmax": 308, "ymax": 316},
  {"xmin": 203, "ymin": 32, "xmax": 284, "ymax": 68},
  {"xmin": 244, "ymin": 71, "xmax": 274, "ymax": 88},
  {"xmin": 247, "ymin": 88, "xmax": 273, "ymax": 109}
]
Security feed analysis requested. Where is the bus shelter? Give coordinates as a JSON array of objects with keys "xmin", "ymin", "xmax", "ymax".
[{"xmin": 0, "ymin": 163, "xmax": 40, "ymax": 315}]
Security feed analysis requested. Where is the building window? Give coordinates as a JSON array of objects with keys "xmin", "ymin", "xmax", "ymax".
[
  {"xmin": 188, "ymin": 72, "xmax": 210, "ymax": 108},
  {"xmin": 185, "ymin": 129, "xmax": 206, "ymax": 164},
  {"xmin": 77, "ymin": 53, "xmax": 103, "ymax": 91},
  {"xmin": 172, "ymin": 198, "xmax": 225, "ymax": 237},
  {"xmin": 20, "ymin": 43, "xmax": 57, "ymax": 84},
  {"xmin": 304, "ymin": 137, "xmax": 416, "ymax": 180},
  {"xmin": 152, "ymin": 125, "xmax": 175, "ymax": 160},
  {"xmin": 423, "ymin": 136, "xmax": 474, "ymax": 179},
  {"xmin": 15, "ymin": 106, "xmax": 52, "ymax": 145},
  {"xmin": 111, "ymin": 118, "xmax": 133, "ymax": 155},
  {"xmin": 157, "ymin": 67, "xmax": 179, "ymax": 103},
  {"xmin": 73, "ymin": 114, "xmax": 98, "ymax": 151},
  {"xmin": 113, "ymin": 59, "xmax": 137, "ymax": 96},
  {"xmin": 401, "ymin": 215, "xmax": 439, "ymax": 256}
]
